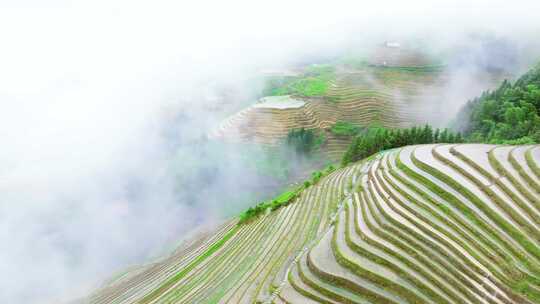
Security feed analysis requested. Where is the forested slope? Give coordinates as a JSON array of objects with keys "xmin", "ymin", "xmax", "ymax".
[{"xmin": 455, "ymin": 64, "xmax": 540, "ymax": 144}]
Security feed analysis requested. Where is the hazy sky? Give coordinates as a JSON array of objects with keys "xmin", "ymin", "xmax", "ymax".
[{"xmin": 1, "ymin": 1, "xmax": 540, "ymax": 303}]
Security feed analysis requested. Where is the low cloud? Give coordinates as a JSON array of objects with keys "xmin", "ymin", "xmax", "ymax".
[{"xmin": 1, "ymin": 1, "xmax": 539, "ymax": 303}]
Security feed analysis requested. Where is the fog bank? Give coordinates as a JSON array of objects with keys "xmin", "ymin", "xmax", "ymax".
[{"xmin": 1, "ymin": 1, "xmax": 540, "ymax": 303}]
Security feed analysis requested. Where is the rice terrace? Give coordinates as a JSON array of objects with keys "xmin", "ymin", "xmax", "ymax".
[
  {"xmin": 3, "ymin": 3, "xmax": 540, "ymax": 304},
  {"xmin": 86, "ymin": 43, "xmax": 540, "ymax": 303}
]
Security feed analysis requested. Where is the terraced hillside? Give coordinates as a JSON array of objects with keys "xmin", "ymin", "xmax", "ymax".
[
  {"xmin": 208, "ymin": 95, "xmax": 327, "ymax": 145},
  {"xmin": 367, "ymin": 44, "xmax": 437, "ymax": 68},
  {"xmin": 90, "ymin": 144, "xmax": 540, "ymax": 303},
  {"xmin": 211, "ymin": 66, "xmax": 448, "ymax": 161},
  {"xmin": 88, "ymin": 159, "xmax": 358, "ymax": 304},
  {"xmin": 280, "ymin": 144, "xmax": 540, "ymax": 304}
]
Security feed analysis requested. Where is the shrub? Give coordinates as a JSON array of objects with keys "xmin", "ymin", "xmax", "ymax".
[
  {"xmin": 330, "ymin": 121, "xmax": 361, "ymax": 137},
  {"xmin": 238, "ymin": 163, "xmax": 337, "ymax": 224},
  {"xmin": 326, "ymin": 164, "xmax": 335, "ymax": 174},
  {"xmin": 312, "ymin": 171, "xmax": 323, "ymax": 184}
]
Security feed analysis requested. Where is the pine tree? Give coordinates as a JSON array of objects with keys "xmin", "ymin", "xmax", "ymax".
[
  {"xmin": 433, "ymin": 128, "xmax": 440, "ymax": 143},
  {"xmin": 447, "ymin": 132, "xmax": 456, "ymax": 143},
  {"xmin": 455, "ymin": 132, "xmax": 463, "ymax": 143},
  {"xmin": 422, "ymin": 125, "xmax": 433, "ymax": 144},
  {"xmin": 440, "ymin": 129, "xmax": 449, "ymax": 143},
  {"xmin": 411, "ymin": 126, "xmax": 418, "ymax": 143}
]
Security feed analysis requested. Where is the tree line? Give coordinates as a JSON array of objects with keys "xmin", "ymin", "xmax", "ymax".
[{"xmin": 341, "ymin": 125, "xmax": 463, "ymax": 166}]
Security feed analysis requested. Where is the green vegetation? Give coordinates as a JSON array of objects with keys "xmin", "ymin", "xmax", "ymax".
[
  {"xmin": 238, "ymin": 187, "xmax": 301, "ymax": 224},
  {"xmin": 455, "ymin": 63, "xmax": 540, "ymax": 144},
  {"xmin": 262, "ymin": 76, "xmax": 298, "ymax": 96},
  {"xmin": 289, "ymin": 77, "xmax": 329, "ymax": 96},
  {"xmin": 308, "ymin": 165, "xmax": 335, "ymax": 185},
  {"xmin": 330, "ymin": 121, "xmax": 361, "ymax": 137},
  {"xmin": 341, "ymin": 125, "xmax": 463, "ymax": 166},
  {"xmin": 290, "ymin": 64, "xmax": 335, "ymax": 96},
  {"xmin": 286, "ymin": 128, "xmax": 325, "ymax": 156},
  {"xmin": 238, "ymin": 164, "xmax": 336, "ymax": 224},
  {"xmin": 369, "ymin": 64, "xmax": 445, "ymax": 73},
  {"xmin": 263, "ymin": 64, "xmax": 335, "ymax": 97}
]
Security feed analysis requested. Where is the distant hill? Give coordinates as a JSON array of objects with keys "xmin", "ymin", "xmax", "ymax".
[{"xmin": 211, "ymin": 46, "xmax": 503, "ymax": 162}]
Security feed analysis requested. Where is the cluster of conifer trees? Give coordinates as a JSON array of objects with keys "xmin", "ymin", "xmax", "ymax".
[
  {"xmin": 286, "ymin": 128, "xmax": 325, "ymax": 155},
  {"xmin": 454, "ymin": 63, "xmax": 540, "ymax": 144},
  {"xmin": 341, "ymin": 125, "xmax": 463, "ymax": 166}
]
